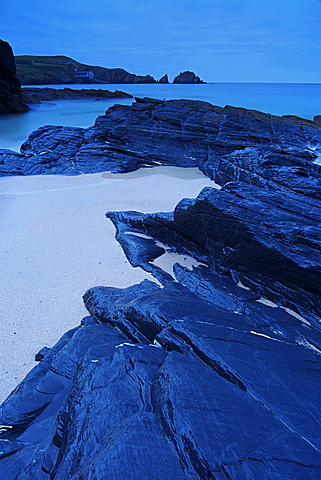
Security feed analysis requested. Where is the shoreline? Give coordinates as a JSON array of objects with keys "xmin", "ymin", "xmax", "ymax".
[{"xmin": 0, "ymin": 167, "xmax": 215, "ymax": 404}]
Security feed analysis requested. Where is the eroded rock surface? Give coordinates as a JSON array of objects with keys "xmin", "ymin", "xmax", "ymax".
[
  {"xmin": 0, "ymin": 99, "xmax": 320, "ymax": 479},
  {"xmin": 0, "ymin": 272, "xmax": 320, "ymax": 478},
  {"xmin": 1, "ymin": 98, "xmax": 320, "ymax": 183},
  {"xmin": 22, "ymin": 87, "xmax": 132, "ymax": 104}
]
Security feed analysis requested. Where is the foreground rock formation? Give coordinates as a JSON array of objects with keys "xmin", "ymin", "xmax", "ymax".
[
  {"xmin": 0, "ymin": 99, "xmax": 320, "ymax": 479},
  {"xmin": 1, "ymin": 97, "xmax": 320, "ymax": 186},
  {"xmin": 0, "ymin": 40, "xmax": 28, "ymax": 113}
]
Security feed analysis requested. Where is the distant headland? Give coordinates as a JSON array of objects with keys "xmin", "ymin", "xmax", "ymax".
[
  {"xmin": 0, "ymin": 39, "xmax": 205, "ymax": 112},
  {"xmin": 14, "ymin": 55, "xmax": 206, "ymax": 85}
]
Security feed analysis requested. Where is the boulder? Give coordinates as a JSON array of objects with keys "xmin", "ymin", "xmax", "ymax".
[{"xmin": 106, "ymin": 182, "xmax": 321, "ymax": 321}]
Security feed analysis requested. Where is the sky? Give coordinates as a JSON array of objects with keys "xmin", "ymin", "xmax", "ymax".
[{"xmin": 1, "ymin": 0, "xmax": 320, "ymax": 83}]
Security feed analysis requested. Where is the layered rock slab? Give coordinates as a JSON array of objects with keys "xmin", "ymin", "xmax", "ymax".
[
  {"xmin": 1, "ymin": 176, "xmax": 320, "ymax": 478},
  {"xmin": 1, "ymin": 98, "xmax": 320, "ymax": 181},
  {"xmin": 0, "ymin": 275, "xmax": 319, "ymax": 479},
  {"xmin": 106, "ymin": 181, "xmax": 321, "ymax": 322},
  {"xmin": 22, "ymin": 87, "xmax": 132, "ymax": 104},
  {"xmin": 0, "ymin": 318, "xmax": 188, "ymax": 479}
]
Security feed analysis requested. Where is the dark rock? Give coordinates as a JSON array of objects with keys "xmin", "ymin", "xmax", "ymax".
[
  {"xmin": 133, "ymin": 74, "xmax": 157, "ymax": 84},
  {"xmin": 1, "ymin": 98, "xmax": 320, "ymax": 181},
  {"xmin": 0, "ymin": 40, "xmax": 29, "ymax": 113},
  {"xmin": 22, "ymin": 87, "xmax": 132, "ymax": 104},
  {"xmin": 158, "ymin": 74, "xmax": 169, "ymax": 83},
  {"xmin": 173, "ymin": 70, "xmax": 205, "ymax": 84},
  {"xmin": 105, "ymin": 182, "xmax": 321, "ymax": 322},
  {"xmin": 0, "ymin": 40, "xmax": 16, "ymax": 76},
  {"xmin": 35, "ymin": 346, "xmax": 51, "ymax": 361},
  {"xmin": 1, "ymin": 98, "xmax": 320, "ymax": 478},
  {"xmin": 1, "ymin": 263, "xmax": 319, "ymax": 478},
  {"xmin": 0, "ymin": 318, "xmax": 189, "ymax": 479},
  {"xmin": 314, "ymin": 114, "xmax": 321, "ymax": 125},
  {"xmin": 0, "ymin": 149, "xmax": 27, "ymax": 176}
]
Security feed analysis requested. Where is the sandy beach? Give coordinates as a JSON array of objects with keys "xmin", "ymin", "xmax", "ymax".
[{"xmin": 0, "ymin": 166, "xmax": 215, "ymax": 404}]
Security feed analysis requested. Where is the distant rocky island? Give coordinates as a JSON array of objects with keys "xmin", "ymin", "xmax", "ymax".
[
  {"xmin": 173, "ymin": 70, "xmax": 204, "ymax": 84},
  {"xmin": 15, "ymin": 54, "xmax": 205, "ymax": 85}
]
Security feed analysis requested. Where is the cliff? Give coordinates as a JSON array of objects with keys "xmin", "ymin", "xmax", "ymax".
[
  {"xmin": 0, "ymin": 99, "xmax": 320, "ymax": 479},
  {"xmin": 15, "ymin": 56, "xmax": 203, "ymax": 85},
  {"xmin": 15, "ymin": 55, "xmax": 158, "ymax": 85},
  {"xmin": 0, "ymin": 40, "xmax": 29, "ymax": 113}
]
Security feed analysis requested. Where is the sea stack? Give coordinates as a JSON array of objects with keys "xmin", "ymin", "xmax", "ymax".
[
  {"xmin": 173, "ymin": 70, "xmax": 205, "ymax": 83},
  {"xmin": 158, "ymin": 74, "xmax": 169, "ymax": 83}
]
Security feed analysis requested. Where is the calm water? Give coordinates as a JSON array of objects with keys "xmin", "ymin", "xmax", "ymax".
[{"xmin": 1, "ymin": 83, "xmax": 320, "ymax": 152}]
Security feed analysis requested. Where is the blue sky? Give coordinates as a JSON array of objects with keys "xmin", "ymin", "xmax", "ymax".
[{"xmin": 1, "ymin": 0, "xmax": 320, "ymax": 82}]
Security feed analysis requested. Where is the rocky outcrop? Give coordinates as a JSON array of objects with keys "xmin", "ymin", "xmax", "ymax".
[
  {"xmin": 15, "ymin": 55, "xmax": 158, "ymax": 85},
  {"xmin": 0, "ymin": 99, "xmax": 320, "ymax": 479},
  {"xmin": 1, "ymin": 98, "xmax": 320, "ymax": 188},
  {"xmin": 0, "ymin": 40, "xmax": 29, "ymax": 113},
  {"xmin": 0, "ymin": 183, "xmax": 320, "ymax": 478},
  {"xmin": 158, "ymin": 74, "xmax": 169, "ymax": 83},
  {"xmin": 173, "ymin": 70, "xmax": 205, "ymax": 83},
  {"xmin": 0, "ymin": 40, "xmax": 16, "ymax": 74},
  {"xmin": 106, "ymin": 183, "xmax": 321, "ymax": 322},
  {"xmin": 22, "ymin": 87, "xmax": 132, "ymax": 104}
]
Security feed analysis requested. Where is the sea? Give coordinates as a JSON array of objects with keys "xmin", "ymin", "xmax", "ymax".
[{"xmin": 0, "ymin": 82, "xmax": 320, "ymax": 152}]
